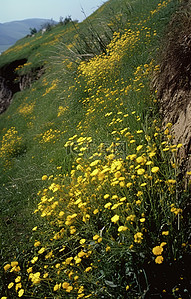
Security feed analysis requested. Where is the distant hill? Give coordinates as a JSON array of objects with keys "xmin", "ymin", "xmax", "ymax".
[{"xmin": 0, "ymin": 18, "xmax": 56, "ymax": 52}]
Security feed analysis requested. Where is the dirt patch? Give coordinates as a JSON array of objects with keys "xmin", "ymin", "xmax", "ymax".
[
  {"xmin": 0, "ymin": 59, "xmax": 44, "ymax": 114},
  {"xmin": 153, "ymin": 0, "xmax": 191, "ymax": 176}
]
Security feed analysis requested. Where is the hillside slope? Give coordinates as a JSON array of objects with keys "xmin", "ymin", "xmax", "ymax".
[{"xmin": 0, "ymin": 0, "xmax": 190, "ymax": 298}]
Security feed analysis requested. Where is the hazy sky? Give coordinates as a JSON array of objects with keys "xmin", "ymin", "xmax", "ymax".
[{"xmin": 0, "ymin": 0, "xmax": 106, "ymax": 23}]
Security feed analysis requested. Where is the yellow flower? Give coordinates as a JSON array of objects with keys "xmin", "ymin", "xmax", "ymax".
[
  {"xmin": 66, "ymin": 285, "xmax": 73, "ymax": 293},
  {"xmin": 136, "ymin": 145, "xmax": 143, "ymax": 151},
  {"xmin": 15, "ymin": 276, "xmax": 21, "ymax": 283},
  {"xmin": 38, "ymin": 247, "xmax": 45, "ymax": 254},
  {"xmin": 90, "ymin": 160, "xmax": 100, "ymax": 167},
  {"xmin": 65, "ymin": 257, "xmax": 73, "ymax": 264},
  {"xmin": 31, "ymin": 256, "xmax": 38, "ymax": 264},
  {"xmin": 59, "ymin": 211, "xmax": 65, "ymax": 217},
  {"xmin": 111, "ymin": 215, "xmax": 119, "ymax": 223},
  {"xmin": 42, "ymin": 175, "xmax": 48, "ymax": 180},
  {"xmin": 79, "ymin": 239, "xmax": 86, "ymax": 244},
  {"xmin": 177, "ymin": 143, "xmax": 182, "ymax": 148},
  {"xmin": 4, "ymin": 264, "xmax": 11, "ymax": 271},
  {"xmin": 62, "ymin": 282, "xmax": 70, "ymax": 289},
  {"xmin": 84, "ymin": 267, "xmax": 92, "ymax": 272},
  {"xmin": 34, "ymin": 241, "xmax": 41, "ymax": 247},
  {"xmin": 155, "ymin": 255, "xmax": 164, "ymax": 264},
  {"xmin": 118, "ymin": 226, "xmax": 128, "ymax": 232},
  {"xmin": 74, "ymin": 257, "xmax": 82, "ymax": 264},
  {"xmin": 162, "ymin": 231, "xmax": 169, "ymax": 236},
  {"xmin": 15, "ymin": 283, "xmax": 22, "ymax": 291},
  {"xmin": 106, "ymin": 245, "xmax": 111, "ymax": 252},
  {"xmin": 137, "ymin": 168, "xmax": 145, "ymax": 175},
  {"xmin": 90, "ymin": 169, "xmax": 99, "ymax": 176},
  {"xmin": 8, "ymin": 282, "xmax": 14, "ymax": 289},
  {"xmin": 137, "ymin": 191, "xmax": 143, "ymax": 197},
  {"xmin": 151, "ymin": 167, "xmax": 159, "ymax": 173},
  {"xmin": 104, "ymin": 202, "xmax": 112, "ymax": 209},
  {"xmin": 134, "ymin": 232, "xmax": 143, "ymax": 243},
  {"xmin": 54, "ymin": 283, "xmax": 61, "ymax": 291},
  {"xmin": 11, "ymin": 261, "xmax": 18, "ymax": 267},
  {"xmin": 93, "ymin": 234, "xmax": 100, "ymax": 240},
  {"xmin": 29, "ymin": 272, "xmax": 41, "ymax": 284},
  {"xmin": 152, "ymin": 245, "xmax": 163, "ymax": 255},
  {"xmin": 18, "ymin": 289, "xmax": 24, "ymax": 297},
  {"xmin": 136, "ymin": 156, "xmax": 145, "ymax": 163},
  {"xmin": 126, "ymin": 182, "xmax": 132, "ymax": 188},
  {"xmin": 126, "ymin": 285, "xmax": 130, "ymax": 290}
]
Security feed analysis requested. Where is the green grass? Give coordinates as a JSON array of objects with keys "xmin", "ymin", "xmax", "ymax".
[{"xmin": 0, "ymin": 0, "xmax": 190, "ymax": 298}]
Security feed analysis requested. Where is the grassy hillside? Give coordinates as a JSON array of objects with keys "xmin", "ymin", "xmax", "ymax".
[{"xmin": 0, "ymin": 0, "xmax": 190, "ymax": 298}]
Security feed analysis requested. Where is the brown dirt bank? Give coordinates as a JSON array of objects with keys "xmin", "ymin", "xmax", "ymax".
[{"xmin": 154, "ymin": 0, "xmax": 191, "ymax": 182}]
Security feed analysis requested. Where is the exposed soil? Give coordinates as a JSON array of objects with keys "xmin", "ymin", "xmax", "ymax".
[
  {"xmin": 0, "ymin": 59, "xmax": 44, "ymax": 114},
  {"xmin": 154, "ymin": 0, "xmax": 191, "ymax": 177}
]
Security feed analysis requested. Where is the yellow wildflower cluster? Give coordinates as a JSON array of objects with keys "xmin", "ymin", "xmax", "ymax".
[
  {"xmin": 39, "ymin": 128, "xmax": 62, "ymax": 143},
  {"xmin": 152, "ymin": 242, "xmax": 167, "ymax": 264},
  {"xmin": 57, "ymin": 105, "xmax": 69, "ymax": 117},
  {"xmin": 18, "ymin": 102, "xmax": 35, "ymax": 116},
  {"xmin": 0, "ymin": 127, "xmax": 22, "ymax": 167},
  {"xmin": 3, "ymin": 262, "xmax": 24, "ymax": 297},
  {"xmin": 42, "ymin": 79, "xmax": 58, "ymax": 97}
]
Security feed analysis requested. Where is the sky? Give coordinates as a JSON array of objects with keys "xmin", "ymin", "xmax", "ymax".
[{"xmin": 0, "ymin": 0, "xmax": 106, "ymax": 23}]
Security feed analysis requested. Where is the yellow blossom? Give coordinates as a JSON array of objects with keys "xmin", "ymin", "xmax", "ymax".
[
  {"xmin": 162, "ymin": 231, "xmax": 169, "ymax": 236},
  {"xmin": 106, "ymin": 246, "xmax": 111, "ymax": 252},
  {"xmin": 34, "ymin": 241, "xmax": 41, "ymax": 247},
  {"xmin": 93, "ymin": 234, "xmax": 100, "ymax": 240},
  {"xmin": 4, "ymin": 264, "xmax": 11, "ymax": 271},
  {"xmin": 11, "ymin": 261, "xmax": 18, "ymax": 267},
  {"xmin": 134, "ymin": 232, "xmax": 143, "ymax": 243},
  {"xmin": 54, "ymin": 284, "xmax": 61, "ymax": 291},
  {"xmin": 38, "ymin": 247, "xmax": 45, "ymax": 254},
  {"xmin": 137, "ymin": 168, "xmax": 145, "ymax": 175},
  {"xmin": 152, "ymin": 245, "xmax": 163, "ymax": 255},
  {"xmin": 8, "ymin": 282, "xmax": 14, "ymax": 289},
  {"xmin": 111, "ymin": 215, "xmax": 119, "ymax": 223},
  {"xmin": 118, "ymin": 226, "xmax": 128, "ymax": 232},
  {"xmin": 155, "ymin": 255, "xmax": 164, "ymax": 264},
  {"xmin": 80, "ymin": 239, "xmax": 86, "ymax": 244},
  {"xmin": 126, "ymin": 182, "xmax": 132, "ymax": 188},
  {"xmin": 126, "ymin": 285, "xmax": 130, "ymax": 290},
  {"xmin": 104, "ymin": 202, "xmax": 112, "ymax": 209},
  {"xmin": 15, "ymin": 276, "xmax": 21, "ymax": 283},
  {"xmin": 18, "ymin": 289, "xmax": 24, "ymax": 297},
  {"xmin": 84, "ymin": 267, "xmax": 92, "ymax": 272},
  {"xmin": 29, "ymin": 272, "xmax": 41, "ymax": 284},
  {"xmin": 151, "ymin": 167, "xmax": 159, "ymax": 173},
  {"xmin": 90, "ymin": 169, "xmax": 99, "ymax": 176}
]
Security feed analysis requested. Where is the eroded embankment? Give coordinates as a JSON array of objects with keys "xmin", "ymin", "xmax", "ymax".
[
  {"xmin": 0, "ymin": 60, "xmax": 44, "ymax": 113},
  {"xmin": 154, "ymin": 0, "xmax": 191, "ymax": 177}
]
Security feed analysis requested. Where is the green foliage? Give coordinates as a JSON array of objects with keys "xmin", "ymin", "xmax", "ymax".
[{"xmin": 29, "ymin": 27, "xmax": 37, "ymax": 35}]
